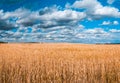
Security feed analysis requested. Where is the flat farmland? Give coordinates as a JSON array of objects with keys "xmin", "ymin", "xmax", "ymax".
[{"xmin": 0, "ymin": 43, "xmax": 120, "ymax": 83}]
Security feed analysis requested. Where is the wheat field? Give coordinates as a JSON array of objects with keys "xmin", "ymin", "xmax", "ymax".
[{"xmin": 0, "ymin": 43, "xmax": 120, "ymax": 83}]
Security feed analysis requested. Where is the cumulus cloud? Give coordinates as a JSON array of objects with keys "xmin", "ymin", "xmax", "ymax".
[
  {"xmin": 109, "ymin": 29, "xmax": 120, "ymax": 33},
  {"xmin": 101, "ymin": 20, "xmax": 119, "ymax": 25},
  {"xmin": 72, "ymin": 0, "xmax": 120, "ymax": 19},
  {"xmin": 101, "ymin": 21, "xmax": 111, "ymax": 25},
  {"xmin": 113, "ymin": 21, "xmax": 119, "ymax": 25},
  {"xmin": 0, "ymin": 8, "xmax": 36, "ymax": 30},
  {"xmin": 0, "ymin": 26, "xmax": 120, "ymax": 43},
  {"xmin": 0, "ymin": 6, "xmax": 86, "ymax": 30},
  {"xmin": 38, "ymin": 9, "xmax": 86, "ymax": 29},
  {"xmin": 0, "ymin": 6, "xmax": 87, "ymax": 42},
  {"xmin": 75, "ymin": 28, "xmax": 120, "ymax": 43},
  {"xmin": 0, "ymin": 10, "xmax": 18, "ymax": 30},
  {"xmin": 1, "ymin": 0, "xmax": 120, "ymax": 31},
  {"xmin": 84, "ymin": 28, "xmax": 107, "ymax": 34},
  {"xmin": 0, "ymin": 0, "xmax": 120, "ymax": 43}
]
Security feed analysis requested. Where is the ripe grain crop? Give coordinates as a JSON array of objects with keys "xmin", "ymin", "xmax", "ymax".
[{"xmin": 0, "ymin": 43, "xmax": 120, "ymax": 83}]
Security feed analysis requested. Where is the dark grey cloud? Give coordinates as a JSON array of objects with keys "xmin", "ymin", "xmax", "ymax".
[
  {"xmin": 0, "ymin": 7, "xmax": 86, "ymax": 29},
  {"xmin": 0, "ymin": 19, "xmax": 16, "ymax": 30},
  {"xmin": 0, "ymin": 2, "xmax": 120, "ymax": 43},
  {"xmin": 0, "ymin": 10, "xmax": 18, "ymax": 30},
  {"xmin": 1, "ymin": 27, "xmax": 120, "ymax": 43},
  {"xmin": 37, "ymin": 8, "xmax": 86, "ymax": 29}
]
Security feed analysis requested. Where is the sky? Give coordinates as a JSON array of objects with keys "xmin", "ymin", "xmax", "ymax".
[{"xmin": 0, "ymin": 0, "xmax": 120, "ymax": 43}]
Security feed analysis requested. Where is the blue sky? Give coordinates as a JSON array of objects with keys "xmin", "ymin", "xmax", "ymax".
[{"xmin": 0, "ymin": 0, "xmax": 120, "ymax": 43}]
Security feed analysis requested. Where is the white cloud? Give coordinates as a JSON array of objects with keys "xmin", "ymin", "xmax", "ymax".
[
  {"xmin": 2, "ymin": 8, "xmax": 31, "ymax": 19},
  {"xmin": 0, "ymin": 6, "xmax": 87, "ymax": 42},
  {"xmin": 38, "ymin": 9, "xmax": 86, "ymax": 29},
  {"xmin": 94, "ymin": 6, "xmax": 120, "ymax": 18},
  {"xmin": 72, "ymin": 0, "xmax": 120, "ymax": 19},
  {"xmin": 84, "ymin": 28, "xmax": 107, "ymax": 34},
  {"xmin": 1, "ymin": 26, "xmax": 120, "ymax": 43},
  {"xmin": 109, "ymin": 29, "xmax": 120, "ymax": 33},
  {"xmin": 40, "ymin": 9, "xmax": 86, "ymax": 21},
  {"xmin": 74, "ymin": 28, "xmax": 115, "ymax": 43},
  {"xmin": 101, "ymin": 20, "xmax": 119, "ymax": 25},
  {"xmin": 101, "ymin": 21, "xmax": 111, "ymax": 25},
  {"xmin": 73, "ymin": 0, "xmax": 101, "ymax": 9},
  {"xmin": 0, "ymin": 10, "xmax": 18, "ymax": 30},
  {"xmin": 107, "ymin": 0, "xmax": 115, "ymax": 4},
  {"xmin": 0, "ymin": 7, "xmax": 86, "ymax": 30},
  {"xmin": 0, "ymin": 3, "xmax": 120, "ymax": 43},
  {"xmin": 113, "ymin": 21, "xmax": 119, "ymax": 25}
]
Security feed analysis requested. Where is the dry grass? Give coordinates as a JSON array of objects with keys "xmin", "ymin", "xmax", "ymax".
[{"xmin": 0, "ymin": 43, "xmax": 120, "ymax": 83}]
